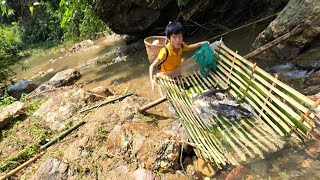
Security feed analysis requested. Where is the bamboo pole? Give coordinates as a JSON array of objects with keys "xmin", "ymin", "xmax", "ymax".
[
  {"xmin": 244, "ymin": 25, "xmax": 303, "ymax": 60},
  {"xmin": 40, "ymin": 121, "xmax": 86, "ymax": 150},
  {"xmin": 0, "ymin": 151, "xmax": 46, "ymax": 180},
  {"xmin": 138, "ymin": 96, "xmax": 167, "ymax": 113},
  {"xmin": 0, "ymin": 121, "xmax": 86, "ymax": 179},
  {"xmin": 79, "ymin": 92, "xmax": 133, "ymax": 113}
]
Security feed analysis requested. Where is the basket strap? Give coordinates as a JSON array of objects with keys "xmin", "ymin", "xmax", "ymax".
[{"xmin": 157, "ymin": 43, "xmax": 184, "ymax": 69}]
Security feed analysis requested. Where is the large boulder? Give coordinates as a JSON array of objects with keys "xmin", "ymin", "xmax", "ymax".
[
  {"xmin": 29, "ymin": 69, "xmax": 81, "ymax": 98},
  {"xmin": 7, "ymin": 80, "xmax": 38, "ymax": 99},
  {"xmin": 253, "ymin": 0, "xmax": 320, "ymax": 61},
  {"xmin": 96, "ymin": 0, "xmax": 287, "ymax": 35},
  {"xmin": 0, "ymin": 101, "xmax": 25, "ymax": 129},
  {"xmin": 106, "ymin": 123, "xmax": 181, "ymax": 170},
  {"xmin": 33, "ymin": 88, "xmax": 88, "ymax": 130}
]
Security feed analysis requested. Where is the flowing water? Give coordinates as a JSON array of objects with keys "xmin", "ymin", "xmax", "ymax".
[{"xmin": 11, "ymin": 21, "xmax": 320, "ymax": 179}]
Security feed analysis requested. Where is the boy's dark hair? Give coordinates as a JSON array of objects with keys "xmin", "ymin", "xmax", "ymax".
[{"xmin": 165, "ymin": 21, "xmax": 184, "ymax": 39}]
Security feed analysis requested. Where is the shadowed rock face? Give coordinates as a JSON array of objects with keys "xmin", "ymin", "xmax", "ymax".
[
  {"xmin": 96, "ymin": 0, "xmax": 173, "ymax": 34},
  {"xmin": 253, "ymin": 0, "xmax": 320, "ymax": 61},
  {"xmin": 96, "ymin": 0, "xmax": 288, "ymax": 35}
]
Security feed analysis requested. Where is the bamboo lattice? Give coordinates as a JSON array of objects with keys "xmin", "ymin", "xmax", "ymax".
[{"xmin": 154, "ymin": 41, "xmax": 320, "ymax": 168}]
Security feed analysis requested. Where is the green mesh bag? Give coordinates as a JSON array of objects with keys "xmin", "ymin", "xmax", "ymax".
[{"xmin": 194, "ymin": 43, "xmax": 217, "ymax": 77}]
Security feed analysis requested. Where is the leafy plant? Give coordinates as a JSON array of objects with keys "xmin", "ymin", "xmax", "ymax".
[
  {"xmin": 20, "ymin": 93, "xmax": 46, "ymax": 115},
  {"xmin": 0, "ymin": 91, "xmax": 16, "ymax": 107}
]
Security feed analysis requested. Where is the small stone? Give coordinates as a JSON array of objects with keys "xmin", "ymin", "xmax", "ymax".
[
  {"xmin": 301, "ymin": 159, "xmax": 312, "ymax": 168},
  {"xmin": 47, "ymin": 68, "xmax": 54, "ymax": 73},
  {"xmin": 193, "ymin": 158, "xmax": 217, "ymax": 177}
]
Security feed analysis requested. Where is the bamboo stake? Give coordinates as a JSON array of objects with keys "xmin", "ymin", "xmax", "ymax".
[
  {"xmin": 243, "ymin": 25, "xmax": 303, "ymax": 60},
  {"xmin": 79, "ymin": 92, "xmax": 133, "ymax": 113}
]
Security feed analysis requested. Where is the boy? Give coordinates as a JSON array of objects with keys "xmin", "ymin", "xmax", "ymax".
[{"xmin": 149, "ymin": 21, "xmax": 209, "ymax": 91}]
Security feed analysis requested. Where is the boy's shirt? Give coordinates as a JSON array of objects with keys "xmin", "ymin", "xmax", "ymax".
[{"xmin": 157, "ymin": 42, "xmax": 190, "ymax": 72}]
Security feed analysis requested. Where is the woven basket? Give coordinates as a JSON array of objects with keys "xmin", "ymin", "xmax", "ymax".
[{"xmin": 144, "ymin": 36, "xmax": 167, "ymax": 63}]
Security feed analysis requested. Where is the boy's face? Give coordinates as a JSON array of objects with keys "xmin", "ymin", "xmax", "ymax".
[{"xmin": 169, "ymin": 33, "xmax": 183, "ymax": 49}]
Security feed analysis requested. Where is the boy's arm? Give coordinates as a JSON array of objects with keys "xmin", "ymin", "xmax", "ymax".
[
  {"xmin": 187, "ymin": 41, "xmax": 209, "ymax": 51},
  {"xmin": 149, "ymin": 58, "xmax": 161, "ymax": 92}
]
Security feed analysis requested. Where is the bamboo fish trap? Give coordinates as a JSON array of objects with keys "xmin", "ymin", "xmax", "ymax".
[{"xmin": 154, "ymin": 40, "xmax": 320, "ymax": 169}]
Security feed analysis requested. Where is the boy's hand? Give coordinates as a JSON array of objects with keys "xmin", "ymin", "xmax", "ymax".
[
  {"xmin": 202, "ymin": 41, "xmax": 210, "ymax": 45},
  {"xmin": 151, "ymin": 79, "xmax": 156, "ymax": 92}
]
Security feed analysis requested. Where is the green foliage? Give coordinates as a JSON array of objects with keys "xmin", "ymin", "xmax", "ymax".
[
  {"xmin": 20, "ymin": 94, "xmax": 46, "ymax": 115},
  {"xmin": 0, "ymin": 24, "xmax": 22, "ymax": 84},
  {"xmin": 0, "ymin": 143, "xmax": 39, "ymax": 173},
  {"xmin": 59, "ymin": 0, "xmax": 110, "ymax": 41},
  {"xmin": 0, "ymin": 91, "xmax": 16, "ymax": 107},
  {"xmin": 0, "ymin": 0, "xmax": 14, "ymax": 17},
  {"xmin": 20, "ymin": 1, "xmax": 63, "ymax": 44}
]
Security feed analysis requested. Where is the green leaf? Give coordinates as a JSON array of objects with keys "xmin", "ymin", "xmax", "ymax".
[{"xmin": 29, "ymin": 6, "xmax": 34, "ymax": 15}]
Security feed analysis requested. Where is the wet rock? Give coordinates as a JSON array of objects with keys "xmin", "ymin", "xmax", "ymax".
[
  {"xmin": 106, "ymin": 122, "xmax": 181, "ymax": 170},
  {"xmin": 253, "ymin": 0, "xmax": 320, "ymax": 61},
  {"xmin": 0, "ymin": 101, "xmax": 25, "ymax": 129},
  {"xmin": 69, "ymin": 39, "xmax": 95, "ymax": 53},
  {"xmin": 225, "ymin": 165, "xmax": 248, "ymax": 180},
  {"xmin": 33, "ymin": 88, "xmax": 88, "ymax": 130},
  {"xmin": 7, "ymin": 80, "xmax": 38, "ymax": 99},
  {"xmin": 193, "ymin": 157, "xmax": 217, "ymax": 177},
  {"xmin": 35, "ymin": 158, "xmax": 69, "ymax": 180},
  {"xmin": 294, "ymin": 43, "xmax": 320, "ymax": 70},
  {"xmin": 29, "ymin": 69, "xmax": 81, "ymax": 98}
]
